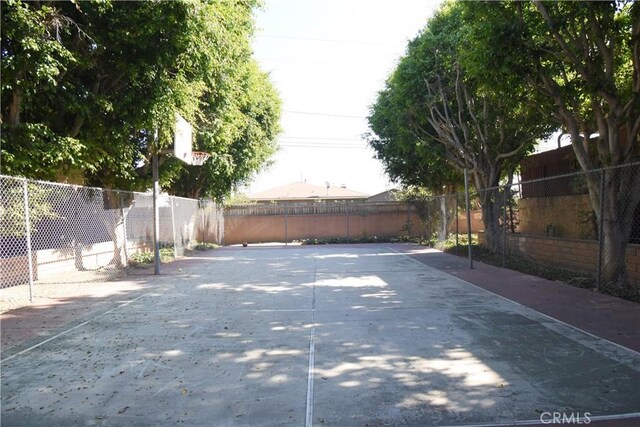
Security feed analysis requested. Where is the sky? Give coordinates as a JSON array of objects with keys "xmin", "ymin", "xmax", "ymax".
[{"xmin": 243, "ymin": 0, "xmax": 445, "ymax": 197}]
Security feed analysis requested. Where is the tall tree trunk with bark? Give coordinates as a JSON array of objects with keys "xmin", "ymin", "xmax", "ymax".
[{"xmin": 599, "ymin": 166, "xmax": 640, "ymax": 296}]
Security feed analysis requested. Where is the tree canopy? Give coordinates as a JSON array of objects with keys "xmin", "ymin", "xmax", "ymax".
[
  {"xmin": 1, "ymin": 0, "xmax": 280, "ymax": 200},
  {"xmin": 461, "ymin": 0, "xmax": 639, "ymax": 296},
  {"xmin": 367, "ymin": 1, "xmax": 553, "ymax": 252}
]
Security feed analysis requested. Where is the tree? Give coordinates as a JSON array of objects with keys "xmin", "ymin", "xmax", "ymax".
[
  {"xmin": 367, "ymin": 85, "xmax": 460, "ymax": 193},
  {"xmin": 170, "ymin": 60, "xmax": 281, "ymax": 200},
  {"xmin": 1, "ymin": 0, "xmax": 95, "ymax": 181},
  {"xmin": 1, "ymin": 0, "xmax": 280, "ymax": 199},
  {"xmin": 462, "ymin": 1, "xmax": 640, "ymax": 296},
  {"xmin": 368, "ymin": 2, "xmax": 552, "ymax": 252}
]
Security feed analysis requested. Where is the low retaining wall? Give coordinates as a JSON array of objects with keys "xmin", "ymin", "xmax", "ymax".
[
  {"xmin": 479, "ymin": 232, "xmax": 640, "ymax": 286},
  {"xmin": 0, "ymin": 241, "xmax": 151, "ymax": 288},
  {"xmin": 0, "ymin": 253, "xmax": 38, "ymax": 288}
]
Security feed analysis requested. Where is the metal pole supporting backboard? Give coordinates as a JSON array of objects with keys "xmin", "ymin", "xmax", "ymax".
[{"xmin": 152, "ymin": 130, "xmax": 161, "ymax": 275}]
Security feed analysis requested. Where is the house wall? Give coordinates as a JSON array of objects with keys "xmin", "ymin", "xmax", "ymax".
[{"xmin": 478, "ymin": 232, "xmax": 640, "ymax": 286}]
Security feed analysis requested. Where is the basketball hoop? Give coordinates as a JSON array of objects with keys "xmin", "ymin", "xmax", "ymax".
[{"xmin": 191, "ymin": 151, "xmax": 210, "ymax": 166}]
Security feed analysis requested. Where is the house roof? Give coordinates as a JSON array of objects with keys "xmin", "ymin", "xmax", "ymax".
[
  {"xmin": 249, "ymin": 182, "xmax": 369, "ymax": 201},
  {"xmin": 366, "ymin": 189, "xmax": 401, "ymax": 203}
]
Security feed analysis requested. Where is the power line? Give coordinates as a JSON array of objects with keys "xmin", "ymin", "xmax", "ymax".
[
  {"xmin": 279, "ymin": 144, "xmax": 368, "ymax": 150},
  {"xmin": 257, "ymin": 34, "xmax": 403, "ymax": 46},
  {"xmin": 282, "ymin": 110, "xmax": 366, "ymax": 119},
  {"xmin": 278, "ymin": 140, "xmax": 370, "ymax": 150},
  {"xmin": 280, "ymin": 136, "xmax": 364, "ymax": 142},
  {"xmin": 256, "ymin": 57, "xmax": 372, "ymax": 68}
]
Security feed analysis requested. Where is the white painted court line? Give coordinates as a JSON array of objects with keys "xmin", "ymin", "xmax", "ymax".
[
  {"xmin": 305, "ymin": 314, "xmax": 316, "ymax": 427},
  {"xmin": 386, "ymin": 247, "xmax": 640, "ymax": 358},
  {"xmin": 439, "ymin": 412, "xmax": 640, "ymax": 427},
  {"xmin": 305, "ymin": 262, "xmax": 317, "ymax": 427},
  {"xmin": 385, "ymin": 247, "xmax": 640, "ymax": 425},
  {"xmin": 1, "ymin": 293, "xmax": 151, "ymax": 364}
]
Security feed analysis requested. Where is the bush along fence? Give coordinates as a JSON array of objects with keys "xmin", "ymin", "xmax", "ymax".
[{"xmin": 0, "ymin": 175, "xmax": 223, "ymax": 301}]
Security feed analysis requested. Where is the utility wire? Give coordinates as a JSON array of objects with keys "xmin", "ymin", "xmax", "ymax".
[
  {"xmin": 280, "ymin": 136, "xmax": 363, "ymax": 142},
  {"xmin": 279, "ymin": 145, "xmax": 368, "ymax": 150},
  {"xmin": 256, "ymin": 57, "xmax": 372, "ymax": 67},
  {"xmin": 257, "ymin": 34, "xmax": 402, "ymax": 46},
  {"xmin": 282, "ymin": 110, "xmax": 366, "ymax": 119},
  {"xmin": 279, "ymin": 141, "xmax": 370, "ymax": 150}
]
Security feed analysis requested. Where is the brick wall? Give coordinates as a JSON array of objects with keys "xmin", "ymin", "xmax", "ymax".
[
  {"xmin": 224, "ymin": 211, "xmax": 421, "ymax": 245},
  {"xmin": 479, "ymin": 232, "xmax": 640, "ymax": 286},
  {"xmin": 517, "ymin": 194, "xmax": 595, "ymax": 239}
]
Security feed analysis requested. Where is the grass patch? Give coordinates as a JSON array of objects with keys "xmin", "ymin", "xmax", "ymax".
[
  {"xmin": 297, "ymin": 235, "xmax": 419, "ymax": 245},
  {"xmin": 128, "ymin": 247, "xmax": 174, "ymax": 267},
  {"xmin": 191, "ymin": 242, "xmax": 220, "ymax": 251},
  {"xmin": 129, "ymin": 242, "xmax": 219, "ymax": 267}
]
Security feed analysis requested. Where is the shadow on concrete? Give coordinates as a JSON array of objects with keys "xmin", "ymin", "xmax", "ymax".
[{"xmin": 2, "ymin": 245, "xmax": 639, "ymax": 426}]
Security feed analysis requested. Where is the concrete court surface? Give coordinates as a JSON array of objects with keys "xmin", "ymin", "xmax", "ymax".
[{"xmin": 1, "ymin": 245, "xmax": 639, "ymax": 426}]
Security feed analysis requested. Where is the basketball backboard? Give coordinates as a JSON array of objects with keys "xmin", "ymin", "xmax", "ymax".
[{"xmin": 174, "ymin": 113, "xmax": 192, "ymax": 164}]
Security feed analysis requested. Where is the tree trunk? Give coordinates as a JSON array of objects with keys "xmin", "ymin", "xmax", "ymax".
[
  {"xmin": 8, "ymin": 89, "xmax": 22, "ymax": 126},
  {"xmin": 101, "ymin": 190, "xmax": 133, "ymax": 268},
  {"xmin": 438, "ymin": 195, "xmax": 448, "ymax": 242},
  {"xmin": 107, "ymin": 216, "xmax": 126, "ymax": 268},
  {"xmin": 599, "ymin": 166, "xmax": 640, "ymax": 297},
  {"xmin": 479, "ymin": 187, "xmax": 503, "ymax": 253}
]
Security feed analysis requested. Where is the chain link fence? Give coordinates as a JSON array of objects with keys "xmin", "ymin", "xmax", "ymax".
[
  {"xmin": 3, "ymin": 162, "xmax": 638, "ymax": 307},
  {"xmin": 0, "ymin": 175, "xmax": 223, "ymax": 309},
  {"xmin": 416, "ymin": 162, "xmax": 640, "ymax": 299}
]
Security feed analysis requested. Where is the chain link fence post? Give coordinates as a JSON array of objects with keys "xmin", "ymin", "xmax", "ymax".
[
  {"xmin": 22, "ymin": 179, "xmax": 35, "ymax": 302},
  {"xmin": 170, "ymin": 196, "xmax": 178, "ymax": 260},
  {"xmin": 120, "ymin": 192, "xmax": 129, "ymax": 268},
  {"xmin": 426, "ymin": 197, "xmax": 433, "ymax": 245},
  {"xmin": 201, "ymin": 204, "xmax": 206, "ymax": 244},
  {"xmin": 596, "ymin": 168, "xmax": 605, "ymax": 291},
  {"xmin": 284, "ymin": 202, "xmax": 288, "ymax": 246},
  {"xmin": 345, "ymin": 202, "xmax": 351, "ymax": 242},
  {"xmin": 455, "ymin": 193, "xmax": 459, "ymax": 254},
  {"xmin": 502, "ymin": 188, "xmax": 507, "ymax": 268},
  {"xmin": 464, "ymin": 168, "xmax": 474, "ymax": 269}
]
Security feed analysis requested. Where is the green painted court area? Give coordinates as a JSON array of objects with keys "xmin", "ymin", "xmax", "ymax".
[{"xmin": 2, "ymin": 245, "xmax": 639, "ymax": 426}]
